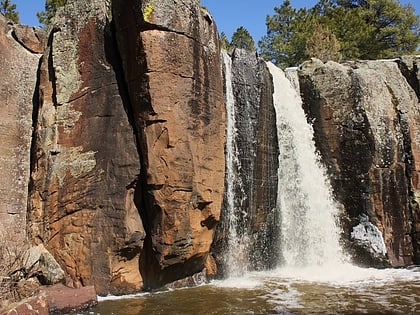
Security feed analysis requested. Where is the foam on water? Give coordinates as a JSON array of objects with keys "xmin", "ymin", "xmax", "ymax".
[{"xmin": 98, "ymin": 292, "xmax": 148, "ymax": 302}]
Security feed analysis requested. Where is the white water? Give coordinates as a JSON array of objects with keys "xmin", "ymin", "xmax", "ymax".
[
  {"xmin": 267, "ymin": 62, "xmax": 346, "ymax": 268},
  {"xmin": 221, "ymin": 51, "xmax": 250, "ymax": 276}
]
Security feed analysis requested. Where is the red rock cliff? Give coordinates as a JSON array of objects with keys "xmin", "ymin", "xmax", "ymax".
[
  {"xmin": 113, "ymin": 0, "xmax": 225, "ymax": 288},
  {"xmin": 27, "ymin": 0, "xmax": 225, "ymax": 294}
]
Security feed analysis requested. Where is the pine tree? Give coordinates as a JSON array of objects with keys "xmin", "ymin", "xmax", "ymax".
[
  {"xmin": 305, "ymin": 22, "xmax": 342, "ymax": 62},
  {"xmin": 0, "ymin": 0, "xmax": 19, "ymax": 24},
  {"xmin": 259, "ymin": 0, "xmax": 420, "ymax": 67},
  {"xmin": 220, "ymin": 32, "xmax": 233, "ymax": 51},
  {"xmin": 231, "ymin": 26, "xmax": 255, "ymax": 51},
  {"xmin": 37, "ymin": 0, "xmax": 67, "ymax": 26}
]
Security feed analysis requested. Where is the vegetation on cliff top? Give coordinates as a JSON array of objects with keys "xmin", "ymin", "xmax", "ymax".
[
  {"xmin": 0, "ymin": 0, "xmax": 19, "ymax": 23},
  {"xmin": 259, "ymin": 0, "xmax": 420, "ymax": 67},
  {"xmin": 221, "ymin": 26, "xmax": 256, "ymax": 51},
  {"xmin": 37, "ymin": 0, "xmax": 66, "ymax": 26}
]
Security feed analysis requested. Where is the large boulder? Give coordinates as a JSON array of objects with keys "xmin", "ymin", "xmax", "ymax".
[
  {"xmin": 113, "ymin": 0, "xmax": 225, "ymax": 288},
  {"xmin": 299, "ymin": 58, "xmax": 420, "ymax": 266}
]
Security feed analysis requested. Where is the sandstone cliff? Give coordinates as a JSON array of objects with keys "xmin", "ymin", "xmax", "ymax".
[
  {"xmin": 299, "ymin": 58, "xmax": 420, "ymax": 266},
  {"xmin": 0, "ymin": 14, "xmax": 43, "ymax": 243},
  {"xmin": 26, "ymin": 0, "xmax": 225, "ymax": 294},
  {"xmin": 113, "ymin": 0, "xmax": 225, "ymax": 289}
]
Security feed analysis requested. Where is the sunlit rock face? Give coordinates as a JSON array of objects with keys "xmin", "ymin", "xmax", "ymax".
[
  {"xmin": 28, "ymin": 1, "xmax": 144, "ymax": 295},
  {"xmin": 113, "ymin": 0, "xmax": 225, "ymax": 289},
  {"xmin": 0, "ymin": 14, "xmax": 43, "ymax": 243},
  {"xmin": 299, "ymin": 58, "xmax": 420, "ymax": 267}
]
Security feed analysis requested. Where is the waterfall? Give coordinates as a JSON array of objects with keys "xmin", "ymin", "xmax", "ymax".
[
  {"xmin": 267, "ymin": 62, "xmax": 346, "ymax": 267},
  {"xmin": 221, "ymin": 51, "xmax": 251, "ymax": 276}
]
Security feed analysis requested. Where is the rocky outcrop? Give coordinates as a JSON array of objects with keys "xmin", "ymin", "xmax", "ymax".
[
  {"xmin": 113, "ymin": 0, "xmax": 225, "ymax": 288},
  {"xmin": 0, "ymin": 14, "xmax": 43, "ymax": 244},
  {"xmin": 2, "ymin": 0, "xmax": 420, "ymax": 302},
  {"xmin": 28, "ymin": 1, "xmax": 144, "ymax": 295},
  {"xmin": 299, "ymin": 58, "xmax": 420, "ymax": 266}
]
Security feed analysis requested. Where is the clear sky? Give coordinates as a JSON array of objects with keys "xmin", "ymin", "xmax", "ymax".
[{"xmin": 13, "ymin": 0, "xmax": 420, "ymax": 44}]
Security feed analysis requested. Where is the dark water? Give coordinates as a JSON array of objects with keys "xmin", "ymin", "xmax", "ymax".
[{"xmin": 84, "ymin": 266, "xmax": 420, "ymax": 315}]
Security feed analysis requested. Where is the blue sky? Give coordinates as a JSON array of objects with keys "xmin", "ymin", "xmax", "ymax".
[{"xmin": 14, "ymin": 0, "xmax": 420, "ymax": 43}]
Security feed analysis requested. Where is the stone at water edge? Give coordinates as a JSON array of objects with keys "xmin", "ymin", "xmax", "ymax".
[{"xmin": 41, "ymin": 284, "xmax": 97, "ymax": 313}]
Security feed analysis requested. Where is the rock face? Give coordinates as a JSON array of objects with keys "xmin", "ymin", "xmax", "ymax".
[
  {"xmin": 212, "ymin": 49, "xmax": 279, "ymax": 274},
  {"xmin": 299, "ymin": 58, "xmax": 420, "ymax": 266},
  {"xmin": 113, "ymin": 0, "xmax": 225, "ymax": 288},
  {"xmin": 2, "ymin": 0, "xmax": 420, "ymax": 300},
  {"xmin": 28, "ymin": 1, "xmax": 144, "ymax": 295},
  {"xmin": 0, "ymin": 14, "xmax": 43, "ymax": 243}
]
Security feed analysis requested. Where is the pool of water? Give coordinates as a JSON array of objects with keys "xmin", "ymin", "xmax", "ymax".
[{"xmin": 85, "ymin": 265, "xmax": 420, "ymax": 315}]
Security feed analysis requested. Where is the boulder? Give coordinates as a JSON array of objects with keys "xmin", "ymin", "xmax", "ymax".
[
  {"xmin": 0, "ymin": 294, "xmax": 49, "ymax": 315},
  {"xmin": 41, "ymin": 284, "xmax": 97, "ymax": 314},
  {"xmin": 26, "ymin": 245, "xmax": 65, "ymax": 285}
]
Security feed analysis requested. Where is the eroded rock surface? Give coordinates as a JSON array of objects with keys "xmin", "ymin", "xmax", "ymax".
[
  {"xmin": 113, "ymin": 0, "xmax": 225, "ymax": 288},
  {"xmin": 299, "ymin": 58, "xmax": 420, "ymax": 266},
  {"xmin": 28, "ymin": 1, "xmax": 144, "ymax": 295},
  {"xmin": 0, "ymin": 14, "xmax": 43, "ymax": 243}
]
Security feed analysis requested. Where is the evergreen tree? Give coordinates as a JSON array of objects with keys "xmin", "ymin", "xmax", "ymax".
[
  {"xmin": 305, "ymin": 22, "xmax": 342, "ymax": 62},
  {"xmin": 0, "ymin": 0, "xmax": 19, "ymax": 23},
  {"xmin": 37, "ymin": 0, "xmax": 66, "ymax": 26},
  {"xmin": 259, "ymin": 0, "xmax": 420, "ymax": 67},
  {"xmin": 231, "ymin": 26, "xmax": 255, "ymax": 51},
  {"xmin": 220, "ymin": 32, "xmax": 233, "ymax": 51},
  {"xmin": 259, "ymin": 0, "xmax": 309, "ymax": 66}
]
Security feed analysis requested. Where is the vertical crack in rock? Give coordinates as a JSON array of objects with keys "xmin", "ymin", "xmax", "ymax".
[
  {"xmin": 396, "ymin": 56, "xmax": 420, "ymax": 263},
  {"xmin": 113, "ymin": 0, "xmax": 225, "ymax": 289},
  {"xmin": 28, "ymin": 0, "xmax": 145, "ymax": 296}
]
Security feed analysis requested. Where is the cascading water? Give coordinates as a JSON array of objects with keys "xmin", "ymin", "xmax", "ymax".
[
  {"xmin": 220, "ymin": 53, "xmax": 347, "ymax": 277},
  {"xmin": 267, "ymin": 62, "xmax": 346, "ymax": 268},
  {"xmin": 221, "ymin": 51, "xmax": 251, "ymax": 276}
]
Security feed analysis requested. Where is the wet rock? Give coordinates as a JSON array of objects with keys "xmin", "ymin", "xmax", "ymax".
[
  {"xmin": 299, "ymin": 58, "xmax": 420, "ymax": 266},
  {"xmin": 212, "ymin": 49, "xmax": 279, "ymax": 274}
]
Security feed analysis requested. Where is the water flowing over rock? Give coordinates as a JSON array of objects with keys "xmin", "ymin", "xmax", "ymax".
[
  {"xmin": 213, "ymin": 49, "xmax": 279, "ymax": 276},
  {"xmin": 298, "ymin": 58, "xmax": 420, "ymax": 266}
]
